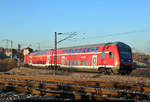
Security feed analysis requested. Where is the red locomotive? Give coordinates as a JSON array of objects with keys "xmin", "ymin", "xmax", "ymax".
[{"xmin": 24, "ymin": 42, "xmax": 133, "ymax": 74}]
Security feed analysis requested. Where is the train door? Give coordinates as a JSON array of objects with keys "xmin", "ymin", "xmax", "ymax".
[
  {"xmin": 61, "ymin": 56, "xmax": 65, "ymax": 65},
  {"xmin": 92, "ymin": 55, "xmax": 97, "ymax": 68},
  {"xmin": 108, "ymin": 52, "xmax": 114, "ymax": 66},
  {"xmin": 46, "ymin": 55, "xmax": 50, "ymax": 65}
]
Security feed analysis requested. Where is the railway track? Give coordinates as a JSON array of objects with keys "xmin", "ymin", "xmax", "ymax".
[{"xmin": 0, "ymin": 72, "xmax": 150, "ymax": 100}]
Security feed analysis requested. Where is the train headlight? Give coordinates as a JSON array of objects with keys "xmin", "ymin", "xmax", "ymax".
[{"xmin": 115, "ymin": 61, "xmax": 118, "ymax": 66}]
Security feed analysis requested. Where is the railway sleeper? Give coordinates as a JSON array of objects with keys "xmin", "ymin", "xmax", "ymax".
[
  {"xmin": 0, "ymin": 84, "xmax": 150, "ymax": 100},
  {"xmin": 0, "ymin": 78, "xmax": 150, "ymax": 96}
]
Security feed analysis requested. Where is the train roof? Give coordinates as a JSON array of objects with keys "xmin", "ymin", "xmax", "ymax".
[
  {"xmin": 58, "ymin": 41, "xmax": 124, "ymax": 50},
  {"xmin": 30, "ymin": 41, "xmax": 129, "ymax": 56}
]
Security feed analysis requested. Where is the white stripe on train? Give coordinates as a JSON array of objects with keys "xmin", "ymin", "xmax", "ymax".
[{"xmin": 28, "ymin": 63, "xmax": 115, "ymax": 69}]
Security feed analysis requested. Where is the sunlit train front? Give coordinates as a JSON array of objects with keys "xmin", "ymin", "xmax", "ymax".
[{"xmin": 24, "ymin": 42, "xmax": 133, "ymax": 75}]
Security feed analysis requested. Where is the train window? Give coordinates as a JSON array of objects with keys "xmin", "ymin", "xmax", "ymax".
[
  {"xmin": 57, "ymin": 56, "xmax": 60, "ymax": 60},
  {"xmin": 91, "ymin": 48, "xmax": 95, "ymax": 52},
  {"xmin": 74, "ymin": 60, "xmax": 76, "ymax": 65},
  {"xmin": 70, "ymin": 60, "xmax": 73, "ymax": 65},
  {"xmin": 81, "ymin": 60, "xmax": 84, "ymax": 65},
  {"xmin": 95, "ymin": 47, "xmax": 99, "ymax": 52},
  {"xmin": 78, "ymin": 60, "xmax": 80, "ymax": 65},
  {"xmin": 71, "ymin": 49, "xmax": 74, "ymax": 53},
  {"xmin": 78, "ymin": 48, "xmax": 82, "ymax": 53},
  {"xmin": 82, "ymin": 48, "xmax": 86, "ymax": 53},
  {"xmin": 65, "ymin": 50, "xmax": 68, "ymax": 54},
  {"xmin": 109, "ymin": 52, "xmax": 113, "ymax": 58},
  {"xmin": 86, "ymin": 60, "xmax": 89, "ymax": 66},
  {"xmin": 68, "ymin": 49, "xmax": 72, "ymax": 53},
  {"xmin": 101, "ymin": 52, "xmax": 105, "ymax": 59},
  {"xmin": 75, "ymin": 49, "xmax": 78, "ymax": 53},
  {"xmin": 87, "ymin": 48, "xmax": 91, "ymax": 53},
  {"xmin": 67, "ymin": 60, "xmax": 69, "ymax": 65}
]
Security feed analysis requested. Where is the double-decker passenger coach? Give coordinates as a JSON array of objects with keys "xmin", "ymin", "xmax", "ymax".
[{"xmin": 24, "ymin": 42, "xmax": 133, "ymax": 75}]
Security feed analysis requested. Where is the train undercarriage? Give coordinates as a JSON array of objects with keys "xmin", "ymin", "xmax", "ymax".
[
  {"xmin": 98, "ymin": 66, "xmax": 132, "ymax": 75},
  {"xmin": 23, "ymin": 63, "xmax": 132, "ymax": 75}
]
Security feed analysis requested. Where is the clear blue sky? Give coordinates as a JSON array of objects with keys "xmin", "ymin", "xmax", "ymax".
[{"xmin": 0, "ymin": 0, "xmax": 150, "ymax": 53}]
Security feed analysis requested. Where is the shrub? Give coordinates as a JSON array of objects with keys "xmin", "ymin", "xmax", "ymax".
[{"xmin": 0, "ymin": 59, "xmax": 17, "ymax": 72}]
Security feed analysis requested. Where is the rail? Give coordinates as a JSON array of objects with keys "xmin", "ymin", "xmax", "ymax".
[{"xmin": 0, "ymin": 72, "xmax": 149, "ymax": 100}]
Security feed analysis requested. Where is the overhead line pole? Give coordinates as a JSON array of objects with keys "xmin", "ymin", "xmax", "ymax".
[
  {"xmin": 37, "ymin": 43, "xmax": 40, "ymax": 51},
  {"xmin": 2, "ymin": 39, "xmax": 9, "ymax": 49},
  {"xmin": 10, "ymin": 40, "xmax": 13, "ymax": 59},
  {"xmin": 17, "ymin": 44, "xmax": 21, "ymax": 69},
  {"xmin": 53, "ymin": 32, "xmax": 77, "ymax": 75},
  {"xmin": 54, "ymin": 32, "xmax": 57, "ymax": 75}
]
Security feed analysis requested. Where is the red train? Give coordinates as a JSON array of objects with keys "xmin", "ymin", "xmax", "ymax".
[{"xmin": 24, "ymin": 42, "xmax": 133, "ymax": 74}]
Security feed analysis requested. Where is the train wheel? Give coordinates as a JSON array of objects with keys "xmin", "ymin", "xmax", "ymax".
[
  {"xmin": 98, "ymin": 68, "xmax": 105, "ymax": 74},
  {"xmin": 126, "ymin": 69, "xmax": 132, "ymax": 75},
  {"xmin": 109, "ymin": 69, "xmax": 114, "ymax": 75},
  {"xmin": 119, "ymin": 69, "xmax": 126, "ymax": 75},
  {"xmin": 105, "ymin": 69, "xmax": 114, "ymax": 75}
]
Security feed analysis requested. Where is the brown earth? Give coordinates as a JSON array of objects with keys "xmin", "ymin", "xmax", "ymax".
[
  {"xmin": 8, "ymin": 67, "xmax": 150, "ymax": 86},
  {"xmin": 0, "ymin": 59, "xmax": 17, "ymax": 72}
]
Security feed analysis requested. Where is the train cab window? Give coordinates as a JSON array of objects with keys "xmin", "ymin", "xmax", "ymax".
[
  {"xmin": 86, "ymin": 60, "xmax": 89, "ymax": 66},
  {"xmin": 78, "ymin": 60, "xmax": 80, "ymax": 65},
  {"xmin": 75, "ymin": 49, "xmax": 78, "ymax": 53},
  {"xmin": 91, "ymin": 48, "xmax": 95, "ymax": 52},
  {"xmin": 101, "ymin": 52, "xmax": 105, "ymax": 59},
  {"xmin": 95, "ymin": 47, "xmax": 99, "ymax": 52},
  {"xmin": 71, "ymin": 49, "xmax": 74, "ymax": 53},
  {"xmin": 87, "ymin": 48, "xmax": 91, "ymax": 53},
  {"xmin": 78, "ymin": 48, "xmax": 82, "ymax": 53},
  {"xmin": 68, "ymin": 49, "xmax": 72, "ymax": 53},
  {"xmin": 82, "ymin": 48, "xmax": 86, "ymax": 53},
  {"xmin": 109, "ymin": 52, "xmax": 113, "ymax": 58}
]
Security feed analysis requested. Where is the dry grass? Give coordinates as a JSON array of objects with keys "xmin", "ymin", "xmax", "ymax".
[{"xmin": 0, "ymin": 59, "xmax": 17, "ymax": 72}]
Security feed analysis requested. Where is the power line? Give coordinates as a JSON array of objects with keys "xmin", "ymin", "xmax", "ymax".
[{"xmin": 86, "ymin": 28, "xmax": 150, "ymax": 39}]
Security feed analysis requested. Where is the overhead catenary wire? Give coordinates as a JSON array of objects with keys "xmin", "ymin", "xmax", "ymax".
[{"xmin": 85, "ymin": 28, "xmax": 150, "ymax": 39}]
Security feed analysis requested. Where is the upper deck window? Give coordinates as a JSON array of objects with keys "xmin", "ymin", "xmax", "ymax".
[
  {"xmin": 71, "ymin": 49, "xmax": 74, "ymax": 53},
  {"xmin": 75, "ymin": 49, "xmax": 78, "ymax": 53},
  {"xmin": 78, "ymin": 48, "xmax": 82, "ymax": 53},
  {"xmin": 68, "ymin": 49, "xmax": 72, "ymax": 53},
  {"xmin": 95, "ymin": 47, "xmax": 99, "ymax": 52},
  {"xmin": 87, "ymin": 48, "xmax": 91, "ymax": 53},
  {"xmin": 65, "ymin": 50, "xmax": 68, "ymax": 54},
  {"xmin": 82, "ymin": 48, "xmax": 86, "ymax": 53},
  {"xmin": 91, "ymin": 48, "xmax": 95, "ymax": 52}
]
